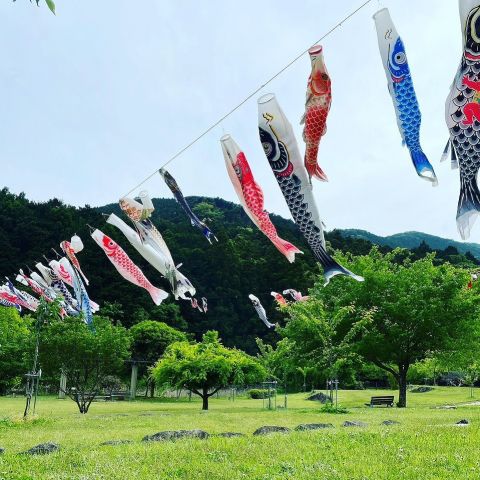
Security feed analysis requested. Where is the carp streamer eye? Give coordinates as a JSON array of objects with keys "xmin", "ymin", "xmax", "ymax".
[
  {"xmin": 395, "ymin": 52, "xmax": 406, "ymax": 64},
  {"xmin": 322, "ymin": 73, "xmax": 329, "ymax": 81},
  {"xmin": 472, "ymin": 9, "xmax": 480, "ymax": 44}
]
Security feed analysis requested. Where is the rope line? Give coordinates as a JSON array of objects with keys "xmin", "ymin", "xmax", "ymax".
[{"xmin": 123, "ymin": 0, "xmax": 374, "ymax": 198}]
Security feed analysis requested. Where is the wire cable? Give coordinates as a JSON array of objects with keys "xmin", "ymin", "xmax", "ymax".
[{"xmin": 123, "ymin": 0, "xmax": 374, "ymax": 198}]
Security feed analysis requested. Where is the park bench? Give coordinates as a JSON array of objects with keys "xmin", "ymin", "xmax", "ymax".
[
  {"xmin": 105, "ymin": 391, "xmax": 128, "ymax": 401},
  {"xmin": 365, "ymin": 395, "xmax": 394, "ymax": 407}
]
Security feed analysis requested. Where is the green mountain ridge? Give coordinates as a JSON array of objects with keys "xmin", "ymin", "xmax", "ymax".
[{"xmin": 340, "ymin": 229, "xmax": 480, "ymax": 259}]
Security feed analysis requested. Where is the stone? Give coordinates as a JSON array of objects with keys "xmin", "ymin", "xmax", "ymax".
[
  {"xmin": 0, "ymin": 448, "xmax": 4, "ymax": 455},
  {"xmin": 307, "ymin": 392, "xmax": 331, "ymax": 403},
  {"xmin": 381, "ymin": 420, "xmax": 400, "ymax": 426},
  {"xmin": 22, "ymin": 442, "xmax": 59, "ymax": 455},
  {"xmin": 456, "ymin": 419, "xmax": 469, "ymax": 425},
  {"xmin": 142, "ymin": 430, "xmax": 209, "ymax": 442},
  {"xmin": 410, "ymin": 386, "xmax": 434, "ymax": 393},
  {"xmin": 436, "ymin": 405, "xmax": 457, "ymax": 410},
  {"xmin": 294, "ymin": 423, "xmax": 334, "ymax": 431},
  {"xmin": 253, "ymin": 426, "xmax": 291, "ymax": 436},
  {"xmin": 100, "ymin": 440, "xmax": 134, "ymax": 446},
  {"xmin": 343, "ymin": 421, "xmax": 367, "ymax": 428},
  {"xmin": 216, "ymin": 432, "xmax": 246, "ymax": 438}
]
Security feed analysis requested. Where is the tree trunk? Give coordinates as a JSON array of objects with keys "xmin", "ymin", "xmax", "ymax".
[
  {"xmin": 397, "ymin": 366, "xmax": 408, "ymax": 408},
  {"xmin": 202, "ymin": 386, "xmax": 209, "ymax": 410},
  {"xmin": 149, "ymin": 381, "xmax": 155, "ymax": 398}
]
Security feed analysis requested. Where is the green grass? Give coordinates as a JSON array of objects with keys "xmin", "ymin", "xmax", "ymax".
[{"xmin": 1, "ymin": 387, "xmax": 480, "ymax": 479}]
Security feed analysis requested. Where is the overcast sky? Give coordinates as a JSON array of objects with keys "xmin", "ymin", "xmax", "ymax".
[{"xmin": 0, "ymin": 0, "xmax": 468, "ymax": 240}]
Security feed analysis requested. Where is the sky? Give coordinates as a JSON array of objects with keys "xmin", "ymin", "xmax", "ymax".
[{"xmin": 0, "ymin": 0, "xmax": 469, "ymax": 240}]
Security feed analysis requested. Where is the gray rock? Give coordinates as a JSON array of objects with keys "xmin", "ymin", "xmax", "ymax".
[
  {"xmin": 307, "ymin": 392, "xmax": 331, "ymax": 403},
  {"xmin": 456, "ymin": 419, "xmax": 469, "ymax": 425},
  {"xmin": 436, "ymin": 405, "xmax": 457, "ymax": 410},
  {"xmin": 381, "ymin": 420, "xmax": 400, "ymax": 426},
  {"xmin": 410, "ymin": 386, "xmax": 434, "ymax": 393},
  {"xmin": 22, "ymin": 442, "xmax": 60, "ymax": 455},
  {"xmin": 100, "ymin": 440, "xmax": 134, "ymax": 446},
  {"xmin": 343, "ymin": 421, "xmax": 368, "ymax": 428},
  {"xmin": 295, "ymin": 423, "xmax": 334, "ymax": 431},
  {"xmin": 142, "ymin": 430, "xmax": 209, "ymax": 442},
  {"xmin": 216, "ymin": 432, "xmax": 246, "ymax": 438},
  {"xmin": 253, "ymin": 426, "xmax": 291, "ymax": 436}
]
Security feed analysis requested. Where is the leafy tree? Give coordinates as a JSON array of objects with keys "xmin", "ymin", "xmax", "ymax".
[
  {"xmin": 152, "ymin": 331, "xmax": 267, "ymax": 410},
  {"xmin": 309, "ymin": 248, "xmax": 480, "ymax": 407},
  {"xmin": 13, "ymin": 0, "xmax": 55, "ymax": 15},
  {"xmin": 258, "ymin": 300, "xmax": 361, "ymax": 390},
  {"xmin": 39, "ymin": 316, "xmax": 131, "ymax": 413},
  {"xmin": 130, "ymin": 320, "xmax": 187, "ymax": 397},
  {"xmin": 0, "ymin": 308, "xmax": 30, "ymax": 395}
]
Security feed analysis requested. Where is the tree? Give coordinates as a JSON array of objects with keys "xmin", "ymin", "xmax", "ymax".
[
  {"xmin": 13, "ymin": 0, "xmax": 55, "ymax": 15},
  {"xmin": 0, "ymin": 308, "xmax": 30, "ymax": 395},
  {"xmin": 39, "ymin": 316, "xmax": 131, "ymax": 413},
  {"xmin": 309, "ymin": 248, "xmax": 480, "ymax": 407},
  {"xmin": 130, "ymin": 320, "xmax": 187, "ymax": 397},
  {"xmin": 152, "ymin": 331, "xmax": 267, "ymax": 410},
  {"xmin": 258, "ymin": 300, "xmax": 361, "ymax": 391}
]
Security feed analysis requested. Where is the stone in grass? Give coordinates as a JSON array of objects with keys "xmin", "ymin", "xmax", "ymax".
[
  {"xmin": 343, "ymin": 421, "xmax": 368, "ymax": 428},
  {"xmin": 142, "ymin": 430, "xmax": 209, "ymax": 442},
  {"xmin": 410, "ymin": 386, "xmax": 434, "ymax": 393},
  {"xmin": 295, "ymin": 423, "xmax": 334, "ymax": 431},
  {"xmin": 216, "ymin": 432, "xmax": 246, "ymax": 438},
  {"xmin": 0, "ymin": 447, "xmax": 4, "ymax": 455},
  {"xmin": 456, "ymin": 419, "xmax": 469, "ymax": 426},
  {"xmin": 381, "ymin": 420, "xmax": 401, "ymax": 426},
  {"xmin": 100, "ymin": 440, "xmax": 134, "ymax": 446},
  {"xmin": 23, "ymin": 442, "xmax": 60, "ymax": 455},
  {"xmin": 253, "ymin": 426, "xmax": 291, "ymax": 436},
  {"xmin": 436, "ymin": 405, "xmax": 457, "ymax": 410},
  {"xmin": 307, "ymin": 392, "xmax": 331, "ymax": 404}
]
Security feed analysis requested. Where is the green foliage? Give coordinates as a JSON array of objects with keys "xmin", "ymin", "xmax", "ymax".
[
  {"xmin": 152, "ymin": 331, "xmax": 267, "ymax": 409},
  {"xmin": 308, "ymin": 248, "xmax": 480, "ymax": 407},
  {"xmin": 1, "ymin": 188, "xmax": 480, "ymax": 356},
  {"xmin": 0, "ymin": 308, "xmax": 30, "ymax": 394},
  {"xmin": 39, "ymin": 316, "xmax": 131, "ymax": 413},
  {"xmin": 247, "ymin": 388, "xmax": 272, "ymax": 399},
  {"xmin": 130, "ymin": 320, "xmax": 187, "ymax": 363},
  {"xmin": 320, "ymin": 403, "xmax": 349, "ymax": 414},
  {"xmin": 13, "ymin": 0, "xmax": 55, "ymax": 14}
]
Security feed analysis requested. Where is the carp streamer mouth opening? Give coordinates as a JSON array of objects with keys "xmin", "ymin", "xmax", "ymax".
[{"xmin": 258, "ymin": 93, "xmax": 276, "ymax": 105}]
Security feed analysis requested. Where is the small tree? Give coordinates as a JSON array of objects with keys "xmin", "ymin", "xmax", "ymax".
[
  {"xmin": 152, "ymin": 331, "xmax": 267, "ymax": 410},
  {"xmin": 130, "ymin": 320, "xmax": 187, "ymax": 397},
  {"xmin": 39, "ymin": 316, "xmax": 131, "ymax": 413}
]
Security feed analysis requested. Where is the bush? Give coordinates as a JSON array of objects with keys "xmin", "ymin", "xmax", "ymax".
[
  {"xmin": 320, "ymin": 403, "xmax": 349, "ymax": 414},
  {"xmin": 247, "ymin": 389, "xmax": 272, "ymax": 399}
]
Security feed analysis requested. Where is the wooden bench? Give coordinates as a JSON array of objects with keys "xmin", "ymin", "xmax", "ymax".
[
  {"xmin": 365, "ymin": 396, "xmax": 394, "ymax": 407},
  {"xmin": 105, "ymin": 391, "xmax": 128, "ymax": 401}
]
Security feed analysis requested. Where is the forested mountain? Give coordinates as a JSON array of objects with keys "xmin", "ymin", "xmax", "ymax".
[
  {"xmin": 341, "ymin": 229, "xmax": 480, "ymax": 259},
  {"xmin": 0, "ymin": 188, "xmax": 478, "ymax": 353}
]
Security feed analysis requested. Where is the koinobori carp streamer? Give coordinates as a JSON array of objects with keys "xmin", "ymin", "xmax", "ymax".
[
  {"xmin": 221, "ymin": 134, "xmax": 302, "ymax": 263},
  {"xmin": 444, "ymin": 0, "xmax": 480, "ymax": 239},
  {"xmin": 257, "ymin": 93, "xmax": 363, "ymax": 285},
  {"xmin": 373, "ymin": 8, "xmax": 437, "ymax": 185},
  {"xmin": 301, "ymin": 45, "xmax": 331, "ymax": 182}
]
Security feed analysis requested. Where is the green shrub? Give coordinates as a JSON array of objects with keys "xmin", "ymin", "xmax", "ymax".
[
  {"xmin": 320, "ymin": 403, "xmax": 349, "ymax": 414},
  {"xmin": 247, "ymin": 389, "xmax": 272, "ymax": 399}
]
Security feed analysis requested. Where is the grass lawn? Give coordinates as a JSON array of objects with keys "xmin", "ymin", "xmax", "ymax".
[{"xmin": 1, "ymin": 387, "xmax": 480, "ymax": 479}]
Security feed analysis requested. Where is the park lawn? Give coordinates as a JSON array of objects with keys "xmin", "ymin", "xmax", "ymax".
[{"xmin": 0, "ymin": 388, "xmax": 480, "ymax": 479}]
